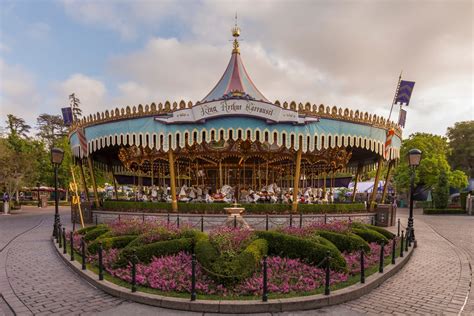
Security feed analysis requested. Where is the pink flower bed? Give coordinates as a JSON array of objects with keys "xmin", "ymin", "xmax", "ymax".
[
  {"xmin": 100, "ymin": 250, "xmax": 348, "ymax": 296},
  {"xmin": 344, "ymin": 239, "xmax": 396, "ymax": 275}
]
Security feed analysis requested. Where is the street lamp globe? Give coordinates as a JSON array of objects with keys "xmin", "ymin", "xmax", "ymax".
[
  {"xmin": 407, "ymin": 148, "xmax": 422, "ymax": 167},
  {"xmin": 51, "ymin": 148, "xmax": 64, "ymax": 166}
]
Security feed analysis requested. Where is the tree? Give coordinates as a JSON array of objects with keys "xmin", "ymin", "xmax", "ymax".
[
  {"xmin": 433, "ymin": 170, "xmax": 449, "ymax": 209},
  {"xmin": 5, "ymin": 114, "xmax": 31, "ymax": 138},
  {"xmin": 393, "ymin": 133, "xmax": 468, "ymax": 193},
  {"xmin": 69, "ymin": 93, "xmax": 82, "ymax": 122},
  {"xmin": 447, "ymin": 121, "xmax": 474, "ymax": 178},
  {"xmin": 36, "ymin": 114, "xmax": 68, "ymax": 149},
  {"xmin": 0, "ymin": 138, "xmax": 37, "ymax": 201}
]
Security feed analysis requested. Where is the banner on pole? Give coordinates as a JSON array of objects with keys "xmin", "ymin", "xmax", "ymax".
[
  {"xmin": 395, "ymin": 80, "xmax": 415, "ymax": 105},
  {"xmin": 398, "ymin": 108, "xmax": 407, "ymax": 128},
  {"xmin": 61, "ymin": 107, "xmax": 73, "ymax": 126}
]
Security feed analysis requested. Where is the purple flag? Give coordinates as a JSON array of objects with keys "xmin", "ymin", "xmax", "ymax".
[
  {"xmin": 61, "ymin": 107, "xmax": 73, "ymax": 126},
  {"xmin": 398, "ymin": 108, "xmax": 407, "ymax": 127},
  {"xmin": 395, "ymin": 80, "xmax": 415, "ymax": 105}
]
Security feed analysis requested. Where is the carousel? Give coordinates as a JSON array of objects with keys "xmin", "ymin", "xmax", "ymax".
[{"xmin": 69, "ymin": 23, "xmax": 402, "ymax": 212}]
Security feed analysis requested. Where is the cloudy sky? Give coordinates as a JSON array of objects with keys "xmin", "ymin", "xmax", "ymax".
[{"xmin": 0, "ymin": 0, "xmax": 472, "ymax": 137}]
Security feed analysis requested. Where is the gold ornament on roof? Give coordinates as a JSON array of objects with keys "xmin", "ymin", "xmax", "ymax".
[{"xmin": 232, "ymin": 13, "xmax": 241, "ymax": 54}]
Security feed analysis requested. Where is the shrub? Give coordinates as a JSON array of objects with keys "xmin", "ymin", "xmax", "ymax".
[
  {"xmin": 195, "ymin": 234, "xmax": 268, "ymax": 284},
  {"xmin": 255, "ymin": 231, "xmax": 346, "ymax": 271},
  {"xmin": 433, "ymin": 170, "xmax": 449, "ymax": 209},
  {"xmin": 84, "ymin": 227, "xmax": 110, "ymax": 242},
  {"xmin": 88, "ymin": 235, "xmax": 137, "ymax": 254},
  {"xmin": 77, "ymin": 225, "xmax": 105, "ymax": 235},
  {"xmin": 423, "ymin": 208, "xmax": 465, "ymax": 215},
  {"xmin": 351, "ymin": 222, "xmax": 395, "ymax": 239},
  {"xmin": 351, "ymin": 228, "xmax": 388, "ymax": 244},
  {"xmin": 307, "ymin": 235, "xmax": 340, "ymax": 252},
  {"xmin": 116, "ymin": 238, "xmax": 193, "ymax": 267},
  {"xmin": 316, "ymin": 231, "xmax": 370, "ymax": 253}
]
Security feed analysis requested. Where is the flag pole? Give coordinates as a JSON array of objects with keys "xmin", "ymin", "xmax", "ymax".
[{"xmin": 387, "ymin": 71, "xmax": 403, "ymax": 121}]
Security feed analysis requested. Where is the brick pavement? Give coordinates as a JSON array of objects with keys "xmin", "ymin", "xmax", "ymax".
[
  {"xmin": 1, "ymin": 206, "xmax": 473, "ymax": 315},
  {"xmin": 338, "ymin": 210, "xmax": 472, "ymax": 316},
  {"xmin": 1, "ymin": 207, "xmax": 126, "ymax": 315}
]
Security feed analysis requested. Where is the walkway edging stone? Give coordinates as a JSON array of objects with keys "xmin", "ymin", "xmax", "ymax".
[{"xmin": 54, "ymin": 239, "xmax": 414, "ymax": 313}]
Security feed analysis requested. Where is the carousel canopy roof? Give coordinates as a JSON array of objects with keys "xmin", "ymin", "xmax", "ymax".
[
  {"xmin": 200, "ymin": 26, "xmax": 269, "ymax": 103},
  {"xmin": 68, "ymin": 21, "xmax": 404, "ymax": 172}
]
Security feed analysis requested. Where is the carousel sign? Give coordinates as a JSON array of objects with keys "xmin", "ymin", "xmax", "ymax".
[{"xmin": 154, "ymin": 99, "xmax": 319, "ymax": 125}]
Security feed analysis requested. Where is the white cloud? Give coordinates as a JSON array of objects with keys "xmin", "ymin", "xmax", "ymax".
[
  {"xmin": 14, "ymin": 0, "xmax": 473, "ymax": 138},
  {"xmin": 59, "ymin": 0, "xmax": 190, "ymax": 40},
  {"xmin": 55, "ymin": 73, "xmax": 107, "ymax": 116},
  {"xmin": 0, "ymin": 58, "xmax": 42, "ymax": 127}
]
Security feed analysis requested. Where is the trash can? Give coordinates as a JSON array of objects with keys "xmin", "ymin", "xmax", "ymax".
[
  {"xmin": 375, "ymin": 204, "xmax": 393, "ymax": 227},
  {"xmin": 40, "ymin": 196, "xmax": 48, "ymax": 208},
  {"xmin": 3, "ymin": 201, "xmax": 10, "ymax": 214}
]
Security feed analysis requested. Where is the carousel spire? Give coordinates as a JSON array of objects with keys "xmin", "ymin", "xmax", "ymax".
[
  {"xmin": 200, "ymin": 16, "xmax": 269, "ymax": 103},
  {"xmin": 231, "ymin": 13, "xmax": 241, "ymax": 54}
]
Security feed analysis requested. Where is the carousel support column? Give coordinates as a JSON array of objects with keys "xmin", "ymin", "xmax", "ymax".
[
  {"xmin": 352, "ymin": 163, "xmax": 363, "ymax": 202},
  {"xmin": 265, "ymin": 161, "xmax": 269, "ymax": 187},
  {"xmin": 369, "ymin": 156, "xmax": 384, "ymax": 212},
  {"xmin": 323, "ymin": 171, "xmax": 327, "ymax": 199},
  {"xmin": 252, "ymin": 163, "xmax": 256, "ymax": 189},
  {"xmin": 78, "ymin": 159, "xmax": 90, "ymax": 202},
  {"xmin": 86, "ymin": 156, "xmax": 100, "ymax": 207},
  {"xmin": 168, "ymin": 150, "xmax": 178, "ymax": 212},
  {"xmin": 110, "ymin": 165, "xmax": 119, "ymax": 200},
  {"xmin": 219, "ymin": 160, "xmax": 223, "ymax": 189},
  {"xmin": 292, "ymin": 148, "xmax": 303, "ymax": 213},
  {"xmin": 381, "ymin": 160, "xmax": 394, "ymax": 203}
]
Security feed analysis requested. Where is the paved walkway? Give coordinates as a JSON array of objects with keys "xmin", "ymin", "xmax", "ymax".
[{"xmin": 0, "ymin": 206, "xmax": 472, "ymax": 315}]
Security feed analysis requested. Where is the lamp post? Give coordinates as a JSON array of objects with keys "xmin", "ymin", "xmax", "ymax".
[
  {"xmin": 37, "ymin": 182, "xmax": 41, "ymax": 208},
  {"xmin": 407, "ymin": 148, "xmax": 422, "ymax": 242},
  {"xmin": 51, "ymin": 148, "xmax": 65, "ymax": 237}
]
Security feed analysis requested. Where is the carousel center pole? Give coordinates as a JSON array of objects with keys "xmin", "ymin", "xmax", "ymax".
[
  {"xmin": 292, "ymin": 148, "xmax": 302, "ymax": 213},
  {"xmin": 168, "ymin": 150, "xmax": 178, "ymax": 212},
  {"xmin": 369, "ymin": 156, "xmax": 384, "ymax": 211}
]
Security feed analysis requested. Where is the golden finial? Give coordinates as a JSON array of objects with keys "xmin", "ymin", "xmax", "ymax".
[{"xmin": 231, "ymin": 13, "xmax": 240, "ymax": 54}]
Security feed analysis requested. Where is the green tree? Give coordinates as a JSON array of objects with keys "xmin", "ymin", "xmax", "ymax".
[
  {"xmin": 69, "ymin": 93, "xmax": 82, "ymax": 122},
  {"xmin": 5, "ymin": 114, "xmax": 31, "ymax": 139},
  {"xmin": 393, "ymin": 133, "xmax": 468, "ymax": 193},
  {"xmin": 36, "ymin": 114, "xmax": 68, "ymax": 149},
  {"xmin": 447, "ymin": 121, "xmax": 474, "ymax": 178},
  {"xmin": 433, "ymin": 170, "xmax": 449, "ymax": 209},
  {"xmin": 449, "ymin": 170, "xmax": 468, "ymax": 190}
]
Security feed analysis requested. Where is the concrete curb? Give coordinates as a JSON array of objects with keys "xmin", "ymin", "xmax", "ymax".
[{"xmin": 54, "ymin": 240, "xmax": 414, "ymax": 313}]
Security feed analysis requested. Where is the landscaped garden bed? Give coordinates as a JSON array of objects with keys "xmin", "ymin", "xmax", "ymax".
[{"xmin": 64, "ymin": 218, "xmax": 401, "ymax": 300}]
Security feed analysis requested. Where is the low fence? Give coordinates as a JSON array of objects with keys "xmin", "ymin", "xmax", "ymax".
[{"xmin": 91, "ymin": 210, "xmax": 376, "ymax": 231}]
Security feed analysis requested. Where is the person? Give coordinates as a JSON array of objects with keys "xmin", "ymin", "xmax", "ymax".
[{"xmin": 3, "ymin": 191, "xmax": 10, "ymax": 214}]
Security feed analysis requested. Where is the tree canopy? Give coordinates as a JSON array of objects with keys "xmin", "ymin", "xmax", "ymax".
[{"xmin": 447, "ymin": 121, "xmax": 474, "ymax": 178}]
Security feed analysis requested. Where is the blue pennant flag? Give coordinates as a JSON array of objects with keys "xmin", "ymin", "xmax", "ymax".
[
  {"xmin": 395, "ymin": 80, "xmax": 415, "ymax": 105},
  {"xmin": 61, "ymin": 107, "xmax": 73, "ymax": 126}
]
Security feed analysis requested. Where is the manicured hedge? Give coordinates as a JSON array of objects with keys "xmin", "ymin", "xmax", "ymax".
[
  {"xmin": 88, "ymin": 235, "xmax": 137, "ymax": 254},
  {"xmin": 83, "ymin": 227, "xmax": 110, "ymax": 242},
  {"xmin": 77, "ymin": 225, "xmax": 105, "ymax": 235},
  {"xmin": 423, "ymin": 208, "xmax": 466, "ymax": 215},
  {"xmin": 351, "ymin": 222, "xmax": 395, "ymax": 239},
  {"xmin": 116, "ymin": 238, "xmax": 193, "ymax": 267},
  {"xmin": 256, "ymin": 231, "xmax": 346, "ymax": 271},
  {"xmin": 195, "ymin": 237, "xmax": 268, "ymax": 285},
  {"xmin": 316, "ymin": 231, "xmax": 370, "ymax": 253},
  {"xmin": 352, "ymin": 228, "xmax": 388, "ymax": 244},
  {"xmin": 102, "ymin": 200, "xmax": 366, "ymax": 214}
]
